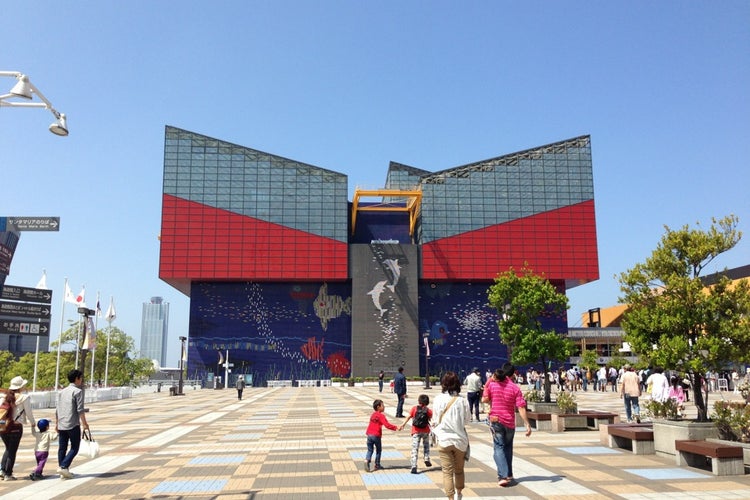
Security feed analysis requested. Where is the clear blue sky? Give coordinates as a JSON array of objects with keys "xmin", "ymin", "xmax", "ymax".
[{"xmin": 2, "ymin": 2, "xmax": 748, "ymax": 367}]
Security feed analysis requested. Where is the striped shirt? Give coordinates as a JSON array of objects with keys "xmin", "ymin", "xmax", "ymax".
[{"xmin": 482, "ymin": 377, "xmax": 526, "ymax": 429}]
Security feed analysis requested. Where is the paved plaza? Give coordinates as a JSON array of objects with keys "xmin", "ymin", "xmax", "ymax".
[{"xmin": 0, "ymin": 384, "xmax": 748, "ymax": 499}]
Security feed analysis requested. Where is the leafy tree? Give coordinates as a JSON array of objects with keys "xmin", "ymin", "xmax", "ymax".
[
  {"xmin": 579, "ymin": 349, "xmax": 600, "ymax": 372},
  {"xmin": 488, "ymin": 267, "xmax": 574, "ymax": 402},
  {"xmin": 0, "ymin": 351, "xmax": 15, "ymax": 387},
  {"xmin": 618, "ymin": 215, "xmax": 750, "ymax": 421}
]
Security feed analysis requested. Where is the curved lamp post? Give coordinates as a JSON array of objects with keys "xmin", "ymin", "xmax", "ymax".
[{"xmin": 0, "ymin": 71, "xmax": 68, "ymax": 136}]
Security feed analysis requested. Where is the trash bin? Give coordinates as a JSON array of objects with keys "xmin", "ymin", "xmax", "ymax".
[{"xmin": 169, "ymin": 386, "xmax": 177, "ymax": 396}]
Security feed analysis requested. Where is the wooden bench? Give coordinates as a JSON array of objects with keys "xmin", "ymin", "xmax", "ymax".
[
  {"xmin": 605, "ymin": 423, "xmax": 654, "ymax": 455},
  {"xmin": 517, "ymin": 411, "xmax": 552, "ymax": 431},
  {"xmin": 578, "ymin": 410, "xmax": 620, "ymax": 430},
  {"xmin": 675, "ymin": 439, "xmax": 744, "ymax": 476}
]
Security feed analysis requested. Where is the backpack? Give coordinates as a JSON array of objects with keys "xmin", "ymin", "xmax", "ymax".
[
  {"xmin": 0, "ymin": 390, "xmax": 18, "ymax": 434},
  {"xmin": 412, "ymin": 405, "xmax": 429, "ymax": 428}
]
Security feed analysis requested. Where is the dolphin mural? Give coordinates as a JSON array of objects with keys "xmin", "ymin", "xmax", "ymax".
[{"xmin": 367, "ymin": 280, "xmax": 388, "ymax": 317}]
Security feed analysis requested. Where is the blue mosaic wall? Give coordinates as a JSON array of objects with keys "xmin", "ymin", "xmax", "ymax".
[{"xmin": 188, "ymin": 282, "xmax": 352, "ymax": 386}]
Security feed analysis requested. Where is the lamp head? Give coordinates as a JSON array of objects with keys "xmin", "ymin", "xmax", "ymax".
[
  {"xmin": 49, "ymin": 113, "xmax": 68, "ymax": 136},
  {"xmin": 9, "ymin": 74, "xmax": 33, "ymax": 99}
]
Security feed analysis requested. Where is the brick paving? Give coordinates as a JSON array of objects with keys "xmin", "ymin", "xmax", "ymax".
[{"xmin": 0, "ymin": 384, "xmax": 747, "ymax": 499}]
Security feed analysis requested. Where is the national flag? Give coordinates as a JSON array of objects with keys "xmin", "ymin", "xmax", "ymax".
[
  {"xmin": 64, "ymin": 282, "xmax": 78, "ymax": 305},
  {"xmin": 83, "ymin": 315, "xmax": 97, "ymax": 350},
  {"xmin": 96, "ymin": 297, "xmax": 102, "ymax": 317},
  {"xmin": 36, "ymin": 270, "xmax": 47, "ymax": 289},
  {"xmin": 75, "ymin": 287, "xmax": 86, "ymax": 307},
  {"xmin": 105, "ymin": 297, "xmax": 116, "ymax": 322}
]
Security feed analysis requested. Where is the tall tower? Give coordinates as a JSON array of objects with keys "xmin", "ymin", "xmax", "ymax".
[{"xmin": 141, "ymin": 296, "xmax": 169, "ymax": 367}]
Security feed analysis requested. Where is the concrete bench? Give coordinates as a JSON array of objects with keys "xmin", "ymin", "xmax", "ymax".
[
  {"xmin": 675, "ymin": 439, "xmax": 744, "ymax": 476},
  {"xmin": 578, "ymin": 410, "xmax": 620, "ymax": 430},
  {"xmin": 551, "ymin": 413, "xmax": 589, "ymax": 432},
  {"xmin": 517, "ymin": 411, "xmax": 552, "ymax": 431},
  {"xmin": 605, "ymin": 423, "xmax": 654, "ymax": 455}
]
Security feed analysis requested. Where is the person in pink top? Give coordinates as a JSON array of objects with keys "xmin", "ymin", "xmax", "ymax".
[
  {"xmin": 482, "ymin": 363, "xmax": 532, "ymax": 488},
  {"xmin": 364, "ymin": 399, "xmax": 398, "ymax": 472},
  {"xmin": 668, "ymin": 376, "xmax": 686, "ymax": 417}
]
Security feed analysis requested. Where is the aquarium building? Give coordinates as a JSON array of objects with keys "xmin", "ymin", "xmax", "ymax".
[{"xmin": 159, "ymin": 126, "xmax": 598, "ymax": 385}]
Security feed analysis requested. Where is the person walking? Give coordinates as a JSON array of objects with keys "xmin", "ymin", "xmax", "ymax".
[
  {"xmin": 463, "ymin": 367, "xmax": 483, "ymax": 422},
  {"xmin": 1, "ymin": 376, "xmax": 36, "ymax": 481},
  {"xmin": 236, "ymin": 376, "xmax": 246, "ymax": 400},
  {"xmin": 393, "ymin": 367, "xmax": 407, "ymax": 418},
  {"xmin": 646, "ymin": 367, "xmax": 670, "ymax": 403},
  {"xmin": 363, "ymin": 399, "xmax": 398, "ymax": 472},
  {"xmin": 56, "ymin": 369, "xmax": 90, "ymax": 479},
  {"xmin": 29, "ymin": 418, "xmax": 57, "ymax": 480},
  {"xmin": 398, "ymin": 394, "xmax": 433, "ymax": 474},
  {"xmin": 619, "ymin": 365, "xmax": 641, "ymax": 423},
  {"xmin": 432, "ymin": 371, "xmax": 470, "ymax": 500},
  {"xmin": 482, "ymin": 363, "xmax": 532, "ymax": 489},
  {"xmin": 378, "ymin": 370, "xmax": 385, "ymax": 393}
]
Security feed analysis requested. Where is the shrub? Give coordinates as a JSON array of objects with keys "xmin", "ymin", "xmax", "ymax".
[
  {"xmin": 555, "ymin": 391, "xmax": 577, "ymax": 413},
  {"xmin": 524, "ymin": 389, "xmax": 542, "ymax": 403},
  {"xmin": 643, "ymin": 398, "xmax": 679, "ymax": 420},
  {"xmin": 712, "ymin": 401, "xmax": 750, "ymax": 443}
]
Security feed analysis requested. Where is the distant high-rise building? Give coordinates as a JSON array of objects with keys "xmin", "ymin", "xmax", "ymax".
[{"xmin": 141, "ymin": 296, "xmax": 169, "ymax": 367}]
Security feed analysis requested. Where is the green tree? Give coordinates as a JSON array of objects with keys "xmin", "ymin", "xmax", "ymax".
[
  {"xmin": 488, "ymin": 267, "xmax": 574, "ymax": 402},
  {"xmin": 579, "ymin": 349, "xmax": 600, "ymax": 372},
  {"xmin": 618, "ymin": 215, "xmax": 750, "ymax": 421},
  {"xmin": 0, "ymin": 350, "xmax": 15, "ymax": 387}
]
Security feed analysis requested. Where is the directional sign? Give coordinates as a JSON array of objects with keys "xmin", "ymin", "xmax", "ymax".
[
  {"xmin": 0, "ymin": 285, "xmax": 53, "ymax": 304},
  {"xmin": 0, "ymin": 300, "xmax": 51, "ymax": 320},
  {"xmin": 0, "ymin": 216, "xmax": 60, "ymax": 232},
  {"xmin": 0, "ymin": 320, "xmax": 50, "ymax": 336}
]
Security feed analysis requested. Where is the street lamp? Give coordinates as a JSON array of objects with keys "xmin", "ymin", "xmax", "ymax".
[
  {"xmin": 423, "ymin": 331, "xmax": 431, "ymax": 389},
  {"xmin": 1, "ymin": 71, "xmax": 68, "ymax": 136},
  {"xmin": 178, "ymin": 336, "xmax": 187, "ymax": 395}
]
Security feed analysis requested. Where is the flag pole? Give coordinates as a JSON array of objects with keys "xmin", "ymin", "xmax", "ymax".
[
  {"xmin": 90, "ymin": 291, "xmax": 100, "ymax": 388},
  {"xmin": 104, "ymin": 296, "xmax": 115, "ymax": 387},
  {"xmin": 54, "ymin": 277, "xmax": 68, "ymax": 392}
]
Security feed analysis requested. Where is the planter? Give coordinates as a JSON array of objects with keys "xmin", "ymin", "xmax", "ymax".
[
  {"xmin": 528, "ymin": 402, "xmax": 562, "ymax": 415},
  {"xmin": 707, "ymin": 438, "xmax": 750, "ymax": 467},
  {"xmin": 652, "ymin": 419, "xmax": 718, "ymax": 458}
]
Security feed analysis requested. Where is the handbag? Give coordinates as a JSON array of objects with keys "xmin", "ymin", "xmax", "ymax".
[{"xmin": 80, "ymin": 429, "xmax": 100, "ymax": 459}]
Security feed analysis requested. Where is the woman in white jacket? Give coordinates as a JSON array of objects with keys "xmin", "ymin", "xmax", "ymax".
[
  {"xmin": 432, "ymin": 371, "xmax": 470, "ymax": 500},
  {"xmin": 1, "ymin": 376, "xmax": 36, "ymax": 481}
]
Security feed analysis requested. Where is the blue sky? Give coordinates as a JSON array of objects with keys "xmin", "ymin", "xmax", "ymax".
[{"xmin": 2, "ymin": 2, "xmax": 748, "ymax": 367}]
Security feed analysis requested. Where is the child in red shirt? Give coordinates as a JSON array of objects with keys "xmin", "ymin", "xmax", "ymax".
[
  {"xmin": 398, "ymin": 394, "xmax": 433, "ymax": 474},
  {"xmin": 364, "ymin": 399, "xmax": 398, "ymax": 472}
]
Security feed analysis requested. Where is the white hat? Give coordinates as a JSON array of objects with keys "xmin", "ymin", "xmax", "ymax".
[{"xmin": 9, "ymin": 376, "xmax": 28, "ymax": 391}]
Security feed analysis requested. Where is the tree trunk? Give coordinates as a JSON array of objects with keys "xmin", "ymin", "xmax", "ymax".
[
  {"xmin": 691, "ymin": 372, "xmax": 709, "ymax": 422},
  {"xmin": 543, "ymin": 368, "xmax": 552, "ymax": 402}
]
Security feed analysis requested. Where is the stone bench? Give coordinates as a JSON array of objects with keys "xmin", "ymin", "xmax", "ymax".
[
  {"xmin": 675, "ymin": 439, "xmax": 744, "ymax": 476},
  {"xmin": 604, "ymin": 423, "xmax": 654, "ymax": 455},
  {"xmin": 551, "ymin": 413, "xmax": 589, "ymax": 432},
  {"xmin": 578, "ymin": 410, "xmax": 620, "ymax": 430},
  {"xmin": 517, "ymin": 411, "xmax": 552, "ymax": 431}
]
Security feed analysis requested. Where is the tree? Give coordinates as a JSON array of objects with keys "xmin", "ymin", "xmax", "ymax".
[
  {"xmin": 579, "ymin": 349, "xmax": 600, "ymax": 373},
  {"xmin": 488, "ymin": 267, "xmax": 574, "ymax": 402},
  {"xmin": 618, "ymin": 215, "xmax": 750, "ymax": 421}
]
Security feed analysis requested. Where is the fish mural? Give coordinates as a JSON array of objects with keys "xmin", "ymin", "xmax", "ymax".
[
  {"xmin": 383, "ymin": 258, "xmax": 401, "ymax": 292},
  {"xmin": 367, "ymin": 280, "xmax": 389, "ymax": 317},
  {"xmin": 313, "ymin": 283, "xmax": 352, "ymax": 330}
]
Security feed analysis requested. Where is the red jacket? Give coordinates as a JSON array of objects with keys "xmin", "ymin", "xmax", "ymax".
[{"xmin": 366, "ymin": 411, "xmax": 397, "ymax": 437}]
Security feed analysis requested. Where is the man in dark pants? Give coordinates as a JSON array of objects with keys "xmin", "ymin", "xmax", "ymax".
[
  {"xmin": 393, "ymin": 367, "xmax": 407, "ymax": 417},
  {"xmin": 236, "ymin": 377, "xmax": 246, "ymax": 400},
  {"xmin": 55, "ymin": 369, "xmax": 89, "ymax": 479}
]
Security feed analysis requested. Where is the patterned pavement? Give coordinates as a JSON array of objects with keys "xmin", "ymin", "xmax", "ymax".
[{"xmin": 0, "ymin": 384, "xmax": 747, "ymax": 499}]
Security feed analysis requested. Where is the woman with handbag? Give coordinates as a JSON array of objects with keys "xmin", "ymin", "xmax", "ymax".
[
  {"xmin": 1, "ymin": 376, "xmax": 36, "ymax": 481},
  {"xmin": 432, "ymin": 371, "xmax": 470, "ymax": 500}
]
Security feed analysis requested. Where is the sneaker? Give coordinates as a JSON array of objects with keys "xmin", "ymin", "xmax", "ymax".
[
  {"xmin": 424, "ymin": 460, "xmax": 432, "ymax": 467},
  {"xmin": 410, "ymin": 467, "xmax": 418, "ymax": 474},
  {"xmin": 373, "ymin": 464, "xmax": 384, "ymax": 471},
  {"xmin": 4, "ymin": 475, "xmax": 16, "ymax": 481},
  {"xmin": 29, "ymin": 473, "xmax": 37, "ymax": 481},
  {"xmin": 58, "ymin": 468, "xmax": 74, "ymax": 479},
  {"xmin": 635, "ymin": 415, "xmax": 641, "ymax": 424},
  {"xmin": 626, "ymin": 419, "xmax": 632, "ymax": 423},
  {"xmin": 363, "ymin": 461, "xmax": 370, "ymax": 473}
]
